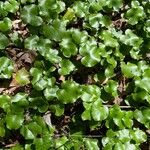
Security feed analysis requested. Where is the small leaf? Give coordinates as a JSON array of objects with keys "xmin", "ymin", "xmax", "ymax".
[
  {"xmin": 44, "ymin": 86, "xmax": 58, "ymax": 101},
  {"xmin": 6, "ymin": 114, "xmax": 24, "ymax": 130},
  {"xmin": 130, "ymin": 128, "xmax": 147, "ymax": 143},
  {"xmin": 4, "ymin": 0, "xmax": 19, "ymax": 13},
  {"xmin": 21, "ymin": 4, "xmax": 43, "ymax": 26},
  {"xmin": 104, "ymin": 80, "xmax": 118, "ymax": 97},
  {"xmin": 82, "ymin": 102, "xmax": 92, "ymax": 121},
  {"xmin": 15, "ymin": 68, "xmax": 30, "ymax": 86},
  {"xmin": 60, "ymin": 38, "xmax": 78, "ymax": 58},
  {"xmin": 0, "ymin": 95, "xmax": 10, "ymax": 111},
  {"xmin": 49, "ymin": 104, "xmax": 64, "ymax": 116},
  {"xmin": 84, "ymin": 138, "xmax": 99, "ymax": 150},
  {"xmin": 125, "ymin": 1, "xmax": 145, "ymax": 25},
  {"xmin": 20, "ymin": 125, "xmax": 35, "ymax": 140},
  {"xmin": 81, "ymin": 85, "xmax": 101, "ymax": 102},
  {"xmin": 24, "ymin": 35, "xmax": 39, "ymax": 50},
  {"xmin": 91, "ymin": 100, "xmax": 109, "ymax": 121},
  {"xmin": 121, "ymin": 62, "xmax": 140, "ymax": 78},
  {"xmin": 107, "ymin": 0, "xmax": 123, "ymax": 10},
  {"xmin": 0, "ymin": 57, "xmax": 13, "ymax": 79},
  {"xmin": 63, "ymin": 8, "xmax": 75, "ymax": 21},
  {"xmin": 100, "ymin": 30, "xmax": 118, "ymax": 48},
  {"xmin": 58, "ymin": 59, "xmax": 75, "ymax": 75},
  {"xmin": 57, "ymin": 81, "xmax": 81, "ymax": 104},
  {"xmin": 0, "ymin": 17, "xmax": 12, "ymax": 32},
  {"xmin": 55, "ymin": 136, "xmax": 68, "ymax": 149},
  {"xmin": 11, "ymin": 93, "xmax": 29, "ymax": 107},
  {"xmin": 120, "ymin": 29, "xmax": 143, "ymax": 48},
  {"xmin": 0, "ymin": 32, "xmax": 9, "ymax": 49}
]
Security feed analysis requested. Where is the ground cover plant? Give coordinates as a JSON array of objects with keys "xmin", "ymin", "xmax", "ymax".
[{"xmin": 0, "ymin": 0, "xmax": 150, "ymax": 149}]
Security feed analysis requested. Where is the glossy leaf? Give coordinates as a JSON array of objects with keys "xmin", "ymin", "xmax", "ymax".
[
  {"xmin": 57, "ymin": 81, "xmax": 81, "ymax": 104},
  {"xmin": 15, "ymin": 68, "xmax": 30, "ymax": 86},
  {"xmin": 21, "ymin": 4, "xmax": 43, "ymax": 26},
  {"xmin": 6, "ymin": 114, "xmax": 24, "ymax": 130},
  {"xmin": 0, "ymin": 57, "xmax": 13, "ymax": 79},
  {"xmin": 84, "ymin": 138, "xmax": 99, "ymax": 150},
  {"xmin": 91, "ymin": 100, "xmax": 109, "ymax": 121},
  {"xmin": 58, "ymin": 59, "xmax": 75, "ymax": 75},
  {"xmin": 0, "ymin": 32, "xmax": 9, "ymax": 49}
]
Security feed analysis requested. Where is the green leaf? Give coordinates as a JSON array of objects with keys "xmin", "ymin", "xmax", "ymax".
[
  {"xmin": 39, "ymin": 47, "xmax": 61, "ymax": 64},
  {"xmin": 106, "ymin": 105, "xmax": 125, "ymax": 129},
  {"xmin": 81, "ymin": 85, "xmax": 101, "ymax": 102},
  {"xmin": 135, "ymin": 69, "xmax": 150, "ymax": 93},
  {"xmin": 91, "ymin": 100, "xmax": 109, "ymax": 121},
  {"xmin": 15, "ymin": 68, "xmax": 30, "ymax": 86},
  {"xmin": 105, "ymin": 65, "xmax": 114, "ymax": 78},
  {"xmin": 79, "ymin": 39, "xmax": 102, "ymax": 67},
  {"xmin": 114, "ymin": 142, "xmax": 125, "ymax": 150},
  {"xmin": 0, "ymin": 57, "xmax": 13, "ymax": 79},
  {"xmin": 134, "ymin": 108, "xmax": 150, "ymax": 128},
  {"xmin": 0, "ymin": 2, "xmax": 8, "ymax": 17},
  {"xmin": 42, "ymin": 19, "xmax": 67, "ymax": 42},
  {"xmin": 117, "ymin": 129, "xmax": 130, "ymax": 142},
  {"xmin": 0, "ymin": 95, "xmax": 10, "ymax": 111},
  {"xmin": 0, "ymin": 120, "xmax": 5, "ymax": 137},
  {"xmin": 84, "ymin": 138, "xmax": 99, "ymax": 150},
  {"xmin": 88, "ymin": 13, "xmax": 103, "ymax": 29},
  {"xmin": 60, "ymin": 38, "xmax": 78, "ymax": 58},
  {"xmin": 21, "ymin": 4, "xmax": 43, "ymax": 26},
  {"xmin": 4, "ymin": 0, "xmax": 19, "ymax": 13},
  {"xmin": 120, "ymin": 29, "xmax": 143, "ymax": 48},
  {"xmin": 49, "ymin": 104, "xmax": 64, "ymax": 116},
  {"xmin": 131, "ymin": 89, "xmax": 150, "ymax": 104},
  {"xmin": 11, "ymin": 144, "xmax": 24, "ymax": 150},
  {"xmin": 0, "ymin": 17, "xmax": 12, "ymax": 32},
  {"xmin": 73, "ymin": 1, "xmax": 89, "ymax": 18},
  {"xmin": 58, "ymin": 59, "xmax": 75, "ymax": 75},
  {"xmin": 38, "ymin": 0, "xmax": 57, "ymax": 18},
  {"xmin": 44, "ymin": 86, "xmax": 59, "ymax": 101},
  {"xmin": 130, "ymin": 128, "xmax": 147, "ymax": 143},
  {"xmin": 71, "ymin": 29, "xmax": 88, "ymax": 44},
  {"xmin": 122, "ymin": 111, "xmax": 133, "ymax": 128},
  {"xmin": 125, "ymin": 1, "xmax": 146, "ymax": 25},
  {"xmin": 11, "ymin": 93, "xmax": 29, "ymax": 107},
  {"xmin": 100, "ymin": 30, "xmax": 118, "ymax": 48},
  {"xmin": 107, "ymin": 0, "xmax": 123, "ymax": 10},
  {"xmin": 34, "ymin": 137, "xmax": 51, "ymax": 150},
  {"xmin": 63, "ymin": 8, "xmax": 75, "ymax": 21},
  {"xmin": 89, "ymin": 1, "xmax": 106, "ymax": 12},
  {"xmin": 88, "ymin": 13, "xmax": 111, "ymax": 29},
  {"xmin": 24, "ymin": 35, "xmax": 39, "ymax": 50},
  {"xmin": 30, "ymin": 68, "xmax": 42, "ymax": 84},
  {"xmin": 6, "ymin": 114, "xmax": 24, "ymax": 130},
  {"xmin": 0, "ymin": 32, "xmax": 9, "ymax": 49},
  {"xmin": 121, "ymin": 62, "xmax": 141, "ymax": 78},
  {"xmin": 20, "ymin": 125, "xmax": 35, "ymax": 140},
  {"xmin": 28, "ymin": 122, "xmax": 42, "ymax": 135},
  {"xmin": 55, "ymin": 136, "xmax": 68, "ymax": 149},
  {"xmin": 104, "ymin": 80, "xmax": 118, "ymax": 97},
  {"xmin": 57, "ymin": 81, "xmax": 81, "ymax": 104},
  {"xmin": 82, "ymin": 109, "xmax": 92, "ymax": 121},
  {"xmin": 124, "ymin": 142, "xmax": 137, "ymax": 150}
]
